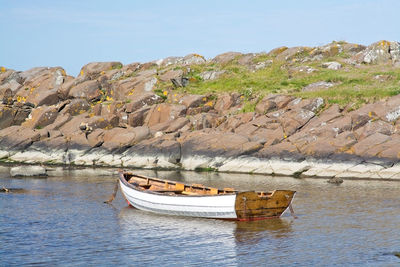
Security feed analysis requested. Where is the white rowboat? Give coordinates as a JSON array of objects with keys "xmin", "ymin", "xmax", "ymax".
[{"xmin": 119, "ymin": 171, "xmax": 296, "ymax": 221}]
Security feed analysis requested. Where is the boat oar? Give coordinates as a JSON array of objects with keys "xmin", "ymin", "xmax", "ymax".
[{"xmin": 104, "ymin": 180, "xmax": 119, "ymax": 204}]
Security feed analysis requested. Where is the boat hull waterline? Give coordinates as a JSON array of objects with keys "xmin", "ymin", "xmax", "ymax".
[{"xmin": 119, "ymin": 172, "xmax": 296, "ymax": 221}]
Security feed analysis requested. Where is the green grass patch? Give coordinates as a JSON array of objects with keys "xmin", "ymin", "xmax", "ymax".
[{"xmin": 154, "ymin": 52, "xmax": 400, "ymax": 107}]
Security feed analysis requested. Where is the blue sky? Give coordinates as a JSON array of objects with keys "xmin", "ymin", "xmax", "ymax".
[{"xmin": 1, "ymin": 0, "xmax": 399, "ymax": 76}]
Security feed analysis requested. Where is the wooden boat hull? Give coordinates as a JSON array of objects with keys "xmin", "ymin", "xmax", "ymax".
[{"xmin": 119, "ymin": 172, "xmax": 295, "ymax": 221}]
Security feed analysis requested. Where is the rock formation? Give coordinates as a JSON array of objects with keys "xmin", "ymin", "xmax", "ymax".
[{"xmin": 1, "ymin": 40, "xmax": 400, "ymax": 179}]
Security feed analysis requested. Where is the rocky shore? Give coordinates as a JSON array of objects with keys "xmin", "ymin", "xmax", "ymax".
[{"xmin": 1, "ymin": 40, "xmax": 400, "ymax": 180}]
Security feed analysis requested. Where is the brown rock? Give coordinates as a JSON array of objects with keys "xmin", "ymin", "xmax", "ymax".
[
  {"xmin": 44, "ymin": 113, "xmax": 72, "ymax": 131},
  {"xmin": 79, "ymin": 62, "xmax": 122, "ymax": 79},
  {"xmin": 354, "ymin": 120, "xmax": 394, "ymax": 140},
  {"xmin": 212, "ymin": 52, "xmax": 242, "ymax": 64},
  {"xmin": 331, "ymin": 131, "xmax": 358, "ymax": 152},
  {"xmin": 271, "ymin": 95, "xmax": 294, "ymax": 109},
  {"xmin": 255, "ymin": 97, "xmax": 277, "ymax": 114},
  {"xmin": 0, "ymin": 106, "xmax": 17, "ymax": 129},
  {"xmin": 179, "ymin": 94, "xmax": 205, "ymax": 109},
  {"xmin": 276, "ymin": 108, "xmax": 315, "ymax": 136},
  {"xmin": 257, "ymin": 141, "xmax": 299, "ymax": 158},
  {"xmin": 18, "ymin": 68, "xmax": 66, "ymax": 105},
  {"xmin": 179, "ymin": 131, "xmax": 259, "ymax": 157},
  {"xmin": 302, "ymin": 137, "xmax": 336, "ymax": 157},
  {"xmin": 0, "ymin": 126, "xmax": 37, "ymax": 150},
  {"xmin": 21, "ymin": 105, "xmax": 59, "ymax": 129},
  {"xmin": 144, "ymin": 103, "xmax": 186, "ymax": 127},
  {"xmin": 362, "ymin": 135, "xmax": 399, "ymax": 158},
  {"xmin": 128, "ymin": 106, "xmax": 151, "ymax": 127},
  {"xmin": 214, "ymin": 93, "xmax": 240, "ymax": 113},
  {"xmin": 68, "ymin": 80, "xmax": 101, "ymax": 101},
  {"xmin": 158, "ymin": 69, "xmax": 183, "ymax": 82},
  {"xmin": 122, "ymin": 62, "xmax": 141, "ymax": 73},
  {"xmin": 379, "ymin": 135, "xmax": 400, "ymax": 159},
  {"xmin": 0, "ymin": 75, "xmax": 22, "ymax": 100},
  {"xmin": 182, "ymin": 54, "xmax": 206, "ymax": 65},
  {"xmin": 102, "ymin": 126, "xmax": 150, "ymax": 150},
  {"xmin": 350, "ymin": 113, "xmax": 370, "ymax": 130},
  {"xmin": 125, "ymin": 93, "xmax": 162, "ymax": 112},
  {"xmin": 67, "ymin": 132, "xmax": 91, "ymax": 150},
  {"xmin": 341, "ymin": 42, "xmax": 366, "ymax": 54},
  {"xmin": 302, "ymin": 81, "xmax": 334, "ymax": 92},
  {"xmin": 329, "ymin": 116, "xmax": 352, "ymax": 133},
  {"xmin": 352, "ymin": 40, "xmax": 392, "ymax": 64},
  {"xmin": 237, "ymin": 53, "xmax": 257, "ymax": 66},
  {"xmin": 217, "ymin": 112, "xmax": 256, "ymax": 132},
  {"xmin": 61, "ymin": 99, "xmax": 90, "ymax": 116},
  {"xmin": 350, "ymin": 132, "xmax": 391, "ymax": 156},
  {"xmin": 275, "ymin": 46, "xmax": 312, "ymax": 62},
  {"xmin": 57, "ymin": 76, "xmax": 88, "ymax": 99},
  {"xmin": 164, "ymin": 117, "xmax": 190, "ymax": 133},
  {"xmin": 87, "ymin": 128, "xmax": 104, "ymax": 147},
  {"xmin": 303, "ymin": 104, "xmax": 342, "ymax": 131},
  {"xmin": 99, "ymin": 101, "xmax": 125, "ymax": 118},
  {"xmin": 112, "ymin": 70, "xmax": 157, "ymax": 100},
  {"xmin": 267, "ymin": 46, "xmax": 288, "ymax": 56},
  {"xmin": 189, "ymin": 113, "xmax": 220, "ymax": 130}
]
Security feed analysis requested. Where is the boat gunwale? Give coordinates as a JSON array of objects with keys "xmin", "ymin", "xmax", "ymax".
[{"xmin": 119, "ymin": 171, "xmax": 239, "ymax": 198}]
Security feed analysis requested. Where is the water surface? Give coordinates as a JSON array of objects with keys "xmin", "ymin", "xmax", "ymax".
[{"xmin": 1, "ymin": 166, "xmax": 399, "ymax": 266}]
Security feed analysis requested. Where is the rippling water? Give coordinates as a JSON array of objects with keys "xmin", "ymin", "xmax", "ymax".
[{"xmin": 1, "ymin": 166, "xmax": 399, "ymax": 266}]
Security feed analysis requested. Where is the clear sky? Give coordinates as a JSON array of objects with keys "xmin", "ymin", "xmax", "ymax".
[{"xmin": 1, "ymin": 0, "xmax": 399, "ymax": 76}]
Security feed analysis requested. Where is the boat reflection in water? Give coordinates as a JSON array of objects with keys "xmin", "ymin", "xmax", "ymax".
[{"xmin": 118, "ymin": 207, "xmax": 293, "ymax": 265}]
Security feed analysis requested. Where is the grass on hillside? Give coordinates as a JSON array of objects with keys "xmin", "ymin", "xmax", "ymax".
[{"xmin": 155, "ymin": 53, "xmax": 400, "ymax": 111}]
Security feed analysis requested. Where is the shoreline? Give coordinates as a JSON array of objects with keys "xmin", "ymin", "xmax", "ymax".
[{"xmin": 2, "ymin": 147, "xmax": 399, "ymax": 181}]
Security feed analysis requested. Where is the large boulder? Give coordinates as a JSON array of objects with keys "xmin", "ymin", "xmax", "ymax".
[
  {"xmin": 188, "ymin": 113, "xmax": 221, "ymax": 131},
  {"xmin": 61, "ymin": 99, "xmax": 91, "ymax": 116},
  {"xmin": 179, "ymin": 130, "xmax": 262, "ymax": 158},
  {"xmin": 68, "ymin": 80, "xmax": 101, "ymax": 101},
  {"xmin": 13, "ymin": 67, "xmax": 67, "ymax": 107},
  {"xmin": 212, "ymin": 52, "xmax": 242, "ymax": 64},
  {"xmin": 214, "ymin": 93, "xmax": 241, "ymax": 113},
  {"xmin": 125, "ymin": 93, "xmax": 162, "ymax": 112},
  {"xmin": 350, "ymin": 132, "xmax": 391, "ymax": 157},
  {"xmin": 101, "ymin": 126, "xmax": 151, "ymax": 151},
  {"xmin": 178, "ymin": 94, "xmax": 205, "ymax": 109},
  {"xmin": 21, "ymin": 105, "xmax": 59, "ymax": 129},
  {"xmin": 112, "ymin": 70, "xmax": 157, "ymax": 100},
  {"xmin": 199, "ymin": 70, "xmax": 225, "ymax": 81},
  {"xmin": 217, "ymin": 112, "xmax": 255, "ymax": 132},
  {"xmin": 321, "ymin": 61, "xmax": 342, "ymax": 70},
  {"xmin": 182, "ymin": 54, "xmax": 206, "ymax": 65},
  {"xmin": 255, "ymin": 97, "xmax": 277, "ymax": 114},
  {"xmin": 127, "ymin": 106, "xmax": 151, "ymax": 127},
  {"xmin": 123, "ymin": 134, "xmax": 182, "ymax": 167},
  {"xmin": 275, "ymin": 46, "xmax": 312, "ymax": 62},
  {"xmin": 78, "ymin": 62, "xmax": 123, "ymax": 79},
  {"xmin": 144, "ymin": 103, "xmax": 186, "ymax": 127},
  {"xmin": 353, "ymin": 40, "xmax": 400, "ymax": 65},
  {"xmin": 302, "ymin": 81, "xmax": 335, "ymax": 92},
  {"xmin": 0, "ymin": 70, "xmax": 23, "ymax": 101},
  {"xmin": 0, "ymin": 126, "xmax": 38, "ymax": 151},
  {"xmin": 275, "ymin": 108, "xmax": 316, "ymax": 136},
  {"xmin": 10, "ymin": 166, "xmax": 47, "ymax": 177},
  {"xmin": 158, "ymin": 69, "xmax": 183, "ymax": 82},
  {"xmin": 0, "ymin": 104, "xmax": 32, "ymax": 129}
]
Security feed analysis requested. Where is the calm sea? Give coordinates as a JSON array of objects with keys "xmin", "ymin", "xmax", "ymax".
[{"xmin": 1, "ymin": 166, "xmax": 399, "ymax": 266}]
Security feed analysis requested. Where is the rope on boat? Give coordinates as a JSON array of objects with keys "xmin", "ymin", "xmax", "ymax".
[{"xmin": 104, "ymin": 180, "xmax": 119, "ymax": 204}]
